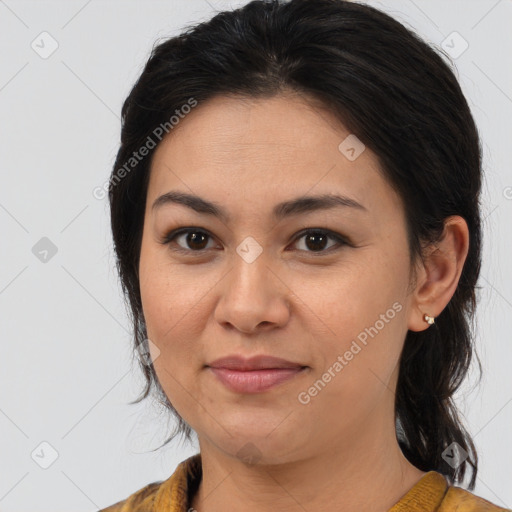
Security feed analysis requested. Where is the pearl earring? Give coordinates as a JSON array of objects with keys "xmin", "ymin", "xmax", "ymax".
[{"xmin": 423, "ymin": 313, "xmax": 435, "ymax": 325}]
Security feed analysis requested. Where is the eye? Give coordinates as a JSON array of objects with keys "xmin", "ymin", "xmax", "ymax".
[
  {"xmin": 161, "ymin": 227, "xmax": 217, "ymax": 253},
  {"xmin": 161, "ymin": 227, "xmax": 349, "ymax": 255},
  {"xmin": 290, "ymin": 228, "xmax": 348, "ymax": 254}
]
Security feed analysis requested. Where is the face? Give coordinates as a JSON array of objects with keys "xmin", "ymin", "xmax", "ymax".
[{"xmin": 138, "ymin": 93, "xmax": 416, "ymax": 464}]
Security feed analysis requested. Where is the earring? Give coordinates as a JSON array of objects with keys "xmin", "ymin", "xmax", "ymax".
[{"xmin": 423, "ymin": 313, "xmax": 435, "ymax": 325}]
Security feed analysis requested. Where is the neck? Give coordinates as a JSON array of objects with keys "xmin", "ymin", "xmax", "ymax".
[{"xmin": 190, "ymin": 420, "xmax": 426, "ymax": 512}]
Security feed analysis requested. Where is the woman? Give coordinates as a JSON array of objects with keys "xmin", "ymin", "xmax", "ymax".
[{"xmin": 101, "ymin": 0, "xmax": 509, "ymax": 510}]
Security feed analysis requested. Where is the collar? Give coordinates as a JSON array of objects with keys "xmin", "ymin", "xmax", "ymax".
[{"xmin": 159, "ymin": 454, "xmax": 448, "ymax": 512}]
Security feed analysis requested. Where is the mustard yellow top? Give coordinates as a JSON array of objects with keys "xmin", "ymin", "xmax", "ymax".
[{"xmin": 99, "ymin": 453, "xmax": 510, "ymax": 511}]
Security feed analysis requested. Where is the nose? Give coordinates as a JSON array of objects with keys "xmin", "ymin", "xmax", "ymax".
[{"xmin": 213, "ymin": 251, "xmax": 291, "ymax": 334}]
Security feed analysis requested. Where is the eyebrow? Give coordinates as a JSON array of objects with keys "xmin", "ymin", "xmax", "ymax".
[{"xmin": 152, "ymin": 190, "xmax": 367, "ymax": 222}]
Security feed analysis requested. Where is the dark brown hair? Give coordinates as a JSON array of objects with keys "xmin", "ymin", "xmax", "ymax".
[{"xmin": 108, "ymin": 0, "xmax": 483, "ymax": 489}]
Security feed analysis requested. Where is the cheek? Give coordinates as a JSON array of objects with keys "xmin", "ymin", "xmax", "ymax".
[
  {"xmin": 298, "ymin": 248, "xmax": 408, "ymax": 336},
  {"xmin": 300, "ymin": 297, "xmax": 405, "ymax": 431},
  {"xmin": 297, "ymin": 253, "xmax": 408, "ymax": 403},
  {"xmin": 138, "ymin": 250, "xmax": 217, "ymax": 391},
  {"xmin": 139, "ymin": 247, "xmax": 203, "ymax": 337},
  {"xmin": 138, "ymin": 260, "xmax": 209, "ymax": 418},
  {"xmin": 140, "ymin": 271, "xmax": 202, "ymax": 354},
  {"xmin": 139, "ymin": 252, "xmax": 188, "ymax": 366}
]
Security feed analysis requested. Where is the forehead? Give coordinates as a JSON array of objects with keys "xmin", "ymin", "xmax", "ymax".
[{"xmin": 147, "ymin": 93, "xmax": 400, "ymax": 221}]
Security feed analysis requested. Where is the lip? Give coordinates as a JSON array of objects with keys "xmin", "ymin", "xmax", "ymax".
[
  {"xmin": 207, "ymin": 355, "xmax": 305, "ymax": 371},
  {"xmin": 208, "ymin": 367, "xmax": 307, "ymax": 393},
  {"xmin": 206, "ymin": 355, "xmax": 307, "ymax": 394}
]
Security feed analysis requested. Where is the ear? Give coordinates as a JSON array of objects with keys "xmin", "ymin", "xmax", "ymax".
[{"xmin": 408, "ymin": 215, "xmax": 469, "ymax": 332}]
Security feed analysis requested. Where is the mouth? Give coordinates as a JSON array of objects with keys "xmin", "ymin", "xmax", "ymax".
[
  {"xmin": 206, "ymin": 354, "xmax": 308, "ymax": 393},
  {"xmin": 207, "ymin": 354, "xmax": 306, "ymax": 371},
  {"xmin": 207, "ymin": 367, "xmax": 307, "ymax": 393}
]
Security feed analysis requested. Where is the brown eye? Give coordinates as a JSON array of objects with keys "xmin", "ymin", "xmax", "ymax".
[
  {"xmin": 181, "ymin": 231, "xmax": 210, "ymax": 250},
  {"xmin": 161, "ymin": 227, "xmax": 348, "ymax": 256},
  {"xmin": 162, "ymin": 228, "xmax": 216, "ymax": 252},
  {"xmin": 291, "ymin": 229, "xmax": 347, "ymax": 254}
]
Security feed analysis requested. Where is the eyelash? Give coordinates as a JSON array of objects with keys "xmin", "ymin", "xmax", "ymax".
[{"xmin": 160, "ymin": 227, "xmax": 350, "ymax": 256}]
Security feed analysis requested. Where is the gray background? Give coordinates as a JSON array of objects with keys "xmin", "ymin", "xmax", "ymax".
[{"xmin": 0, "ymin": 0, "xmax": 511, "ymax": 510}]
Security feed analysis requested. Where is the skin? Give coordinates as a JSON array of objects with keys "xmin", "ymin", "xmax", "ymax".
[{"xmin": 138, "ymin": 92, "xmax": 469, "ymax": 512}]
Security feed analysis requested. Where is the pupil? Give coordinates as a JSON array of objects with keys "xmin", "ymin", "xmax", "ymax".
[{"xmin": 306, "ymin": 232, "xmax": 327, "ymax": 251}]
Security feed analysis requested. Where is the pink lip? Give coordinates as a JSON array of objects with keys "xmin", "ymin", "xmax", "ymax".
[
  {"xmin": 207, "ymin": 354, "xmax": 304, "ymax": 371},
  {"xmin": 208, "ymin": 367, "xmax": 306, "ymax": 393},
  {"xmin": 206, "ymin": 355, "xmax": 307, "ymax": 393}
]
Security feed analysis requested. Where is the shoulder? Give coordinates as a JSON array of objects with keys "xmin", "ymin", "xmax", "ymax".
[
  {"xmin": 98, "ymin": 481, "xmax": 164, "ymax": 511},
  {"xmin": 97, "ymin": 453, "xmax": 202, "ymax": 512},
  {"xmin": 439, "ymin": 485, "xmax": 511, "ymax": 511}
]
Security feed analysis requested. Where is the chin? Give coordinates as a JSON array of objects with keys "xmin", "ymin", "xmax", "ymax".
[{"xmin": 203, "ymin": 427, "xmax": 305, "ymax": 466}]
